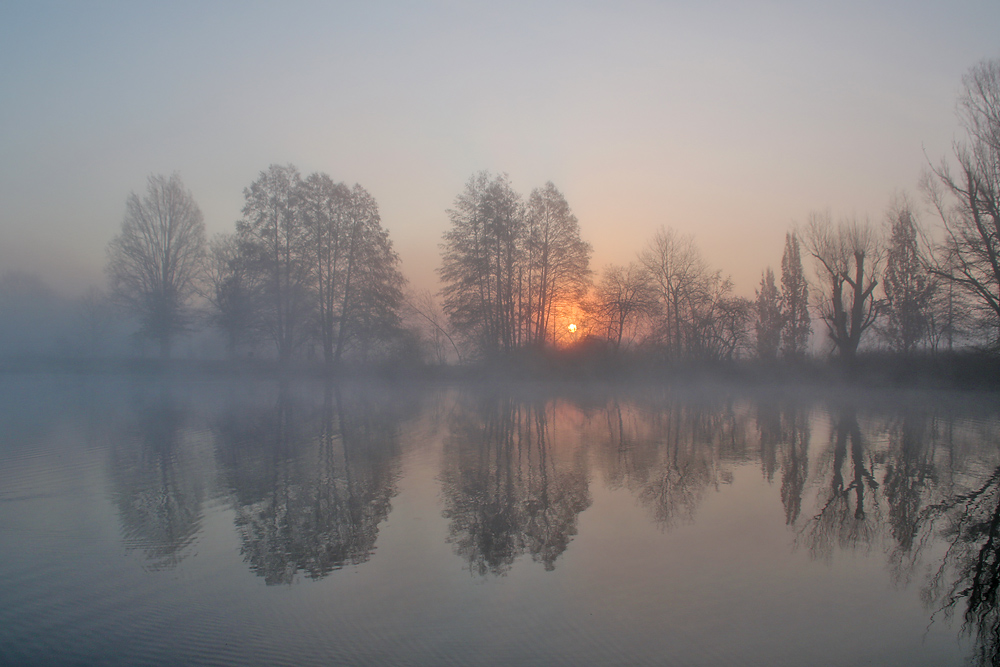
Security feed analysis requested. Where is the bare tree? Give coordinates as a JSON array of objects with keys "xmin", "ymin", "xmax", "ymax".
[
  {"xmin": 881, "ymin": 196, "xmax": 937, "ymax": 354},
  {"xmin": 106, "ymin": 173, "xmax": 206, "ymax": 358},
  {"xmin": 440, "ymin": 172, "xmax": 525, "ymax": 357},
  {"xmin": 403, "ymin": 290, "xmax": 463, "ymax": 364},
  {"xmin": 205, "ymin": 233, "xmax": 263, "ymax": 356},
  {"xmin": 780, "ymin": 231, "xmax": 811, "ymax": 358},
  {"xmin": 926, "ymin": 59, "xmax": 1000, "ymax": 347},
  {"xmin": 805, "ymin": 213, "xmax": 883, "ymax": 358},
  {"xmin": 334, "ymin": 184, "xmax": 406, "ymax": 363},
  {"xmin": 638, "ymin": 227, "xmax": 747, "ymax": 360},
  {"xmin": 236, "ymin": 164, "xmax": 312, "ymax": 363},
  {"xmin": 639, "ymin": 227, "xmax": 707, "ymax": 358},
  {"xmin": 298, "ymin": 172, "xmax": 352, "ymax": 366},
  {"xmin": 523, "ymin": 183, "xmax": 592, "ymax": 346},
  {"xmin": 755, "ymin": 268, "xmax": 782, "ymax": 360},
  {"xmin": 594, "ymin": 262, "xmax": 653, "ymax": 350}
]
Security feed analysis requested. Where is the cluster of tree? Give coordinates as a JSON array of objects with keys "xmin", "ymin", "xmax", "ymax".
[
  {"xmin": 583, "ymin": 229, "xmax": 809, "ymax": 362},
  {"xmin": 439, "ymin": 173, "xmax": 593, "ymax": 358},
  {"xmin": 9, "ymin": 58, "xmax": 998, "ymax": 367},
  {"xmin": 105, "ymin": 166, "xmax": 407, "ymax": 365},
  {"xmin": 430, "ymin": 59, "xmax": 1000, "ymax": 364}
]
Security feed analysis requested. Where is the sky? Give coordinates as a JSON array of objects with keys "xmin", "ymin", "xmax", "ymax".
[{"xmin": 1, "ymin": 1, "xmax": 998, "ymax": 300}]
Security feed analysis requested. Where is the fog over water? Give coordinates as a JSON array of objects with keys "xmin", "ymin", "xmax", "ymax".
[{"xmin": 3, "ymin": 376, "xmax": 1000, "ymax": 665}]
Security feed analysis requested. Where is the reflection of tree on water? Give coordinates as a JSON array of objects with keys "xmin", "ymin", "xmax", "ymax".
[
  {"xmin": 772, "ymin": 399, "xmax": 1000, "ymax": 665},
  {"xmin": 756, "ymin": 401, "xmax": 811, "ymax": 525},
  {"xmin": 882, "ymin": 413, "xmax": 940, "ymax": 582},
  {"xmin": 109, "ymin": 389, "xmax": 204, "ymax": 571},
  {"xmin": 919, "ymin": 467, "xmax": 1000, "ymax": 667},
  {"xmin": 598, "ymin": 397, "xmax": 746, "ymax": 528},
  {"xmin": 800, "ymin": 409, "xmax": 882, "ymax": 559},
  {"xmin": 214, "ymin": 383, "xmax": 404, "ymax": 584},
  {"xmin": 440, "ymin": 396, "xmax": 590, "ymax": 575}
]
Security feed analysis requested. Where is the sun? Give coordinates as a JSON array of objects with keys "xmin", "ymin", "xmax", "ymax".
[{"xmin": 567, "ymin": 323, "xmax": 577, "ymax": 334}]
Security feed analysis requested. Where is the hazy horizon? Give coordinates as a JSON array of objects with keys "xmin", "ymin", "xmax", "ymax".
[{"xmin": 2, "ymin": 1, "xmax": 999, "ymax": 300}]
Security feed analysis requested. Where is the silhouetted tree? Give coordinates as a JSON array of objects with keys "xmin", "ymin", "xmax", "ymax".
[
  {"xmin": 926, "ymin": 59, "xmax": 1000, "ymax": 347},
  {"xmin": 594, "ymin": 262, "xmax": 653, "ymax": 350},
  {"xmin": 334, "ymin": 185, "xmax": 407, "ymax": 363},
  {"xmin": 439, "ymin": 173, "xmax": 592, "ymax": 358},
  {"xmin": 881, "ymin": 197, "xmax": 937, "ymax": 353},
  {"xmin": 106, "ymin": 173, "xmax": 206, "ymax": 358},
  {"xmin": 440, "ymin": 172, "xmax": 525, "ymax": 357},
  {"xmin": 780, "ymin": 231, "xmax": 811, "ymax": 358},
  {"xmin": 522, "ymin": 182, "xmax": 592, "ymax": 346},
  {"xmin": 806, "ymin": 214, "xmax": 883, "ymax": 358},
  {"xmin": 639, "ymin": 227, "xmax": 748, "ymax": 360},
  {"xmin": 755, "ymin": 268, "xmax": 782, "ymax": 360}
]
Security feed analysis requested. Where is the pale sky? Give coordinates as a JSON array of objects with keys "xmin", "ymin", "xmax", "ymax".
[{"xmin": 1, "ymin": 1, "xmax": 998, "ymax": 299}]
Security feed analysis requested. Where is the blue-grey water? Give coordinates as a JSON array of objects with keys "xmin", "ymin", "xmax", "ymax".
[{"xmin": 1, "ymin": 374, "xmax": 999, "ymax": 666}]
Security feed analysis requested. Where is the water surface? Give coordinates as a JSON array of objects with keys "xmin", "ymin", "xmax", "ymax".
[{"xmin": 1, "ymin": 375, "xmax": 998, "ymax": 666}]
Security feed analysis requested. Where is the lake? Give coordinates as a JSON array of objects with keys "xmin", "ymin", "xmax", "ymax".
[{"xmin": 1, "ymin": 374, "xmax": 999, "ymax": 666}]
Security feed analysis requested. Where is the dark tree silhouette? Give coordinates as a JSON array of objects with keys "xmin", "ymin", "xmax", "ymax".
[
  {"xmin": 780, "ymin": 231, "xmax": 811, "ymax": 358},
  {"xmin": 439, "ymin": 172, "xmax": 591, "ymax": 358},
  {"xmin": 755, "ymin": 267, "xmax": 782, "ymax": 360},
  {"xmin": 806, "ymin": 214, "xmax": 883, "ymax": 358},
  {"xmin": 881, "ymin": 197, "xmax": 937, "ymax": 353},
  {"xmin": 926, "ymin": 59, "xmax": 1000, "ymax": 347}
]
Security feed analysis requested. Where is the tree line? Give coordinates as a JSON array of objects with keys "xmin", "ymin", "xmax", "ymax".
[
  {"xmin": 105, "ymin": 164, "xmax": 407, "ymax": 365},
  {"xmin": 4, "ymin": 57, "xmax": 997, "ymax": 367}
]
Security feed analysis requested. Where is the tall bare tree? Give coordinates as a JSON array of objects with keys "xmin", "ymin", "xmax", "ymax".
[
  {"xmin": 638, "ymin": 227, "xmax": 747, "ymax": 360},
  {"xmin": 523, "ymin": 182, "xmax": 592, "ymax": 346},
  {"xmin": 594, "ymin": 262, "xmax": 653, "ymax": 350},
  {"xmin": 440, "ymin": 172, "xmax": 525, "ymax": 357},
  {"xmin": 780, "ymin": 231, "xmax": 811, "ymax": 358},
  {"xmin": 299, "ymin": 172, "xmax": 352, "ymax": 366},
  {"xmin": 755, "ymin": 268, "xmax": 782, "ymax": 360},
  {"xmin": 926, "ymin": 59, "xmax": 1000, "ymax": 346},
  {"xmin": 236, "ymin": 164, "xmax": 312, "ymax": 363},
  {"xmin": 106, "ymin": 173, "xmax": 206, "ymax": 358},
  {"xmin": 334, "ymin": 184, "xmax": 406, "ymax": 363},
  {"xmin": 881, "ymin": 196, "xmax": 937, "ymax": 354},
  {"xmin": 805, "ymin": 214, "xmax": 883, "ymax": 358}
]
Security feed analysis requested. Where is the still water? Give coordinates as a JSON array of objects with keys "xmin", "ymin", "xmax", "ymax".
[{"xmin": 2, "ymin": 375, "xmax": 999, "ymax": 666}]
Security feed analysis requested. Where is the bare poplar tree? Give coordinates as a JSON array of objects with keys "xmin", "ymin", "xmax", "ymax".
[
  {"xmin": 881, "ymin": 197, "xmax": 936, "ymax": 354},
  {"xmin": 926, "ymin": 59, "xmax": 1000, "ymax": 346},
  {"xmin": 106, "ymin": 173, "xmax": 206, "ymax": 358},
  {"xmin": 780, "ymin": 231, "xmax": 811, "ymax": 358},
  {"xmin": 755, "ymin": 268, "xmax": 782, "ymax": 360},
  {"xmin": 805, "ymin": 214, "xmax": 883, "ymax": 358}
]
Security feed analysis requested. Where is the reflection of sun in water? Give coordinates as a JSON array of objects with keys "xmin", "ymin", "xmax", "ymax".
[{"xmin": 567, "ymin": 323, "xmax": 577, "ymax": 334}]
